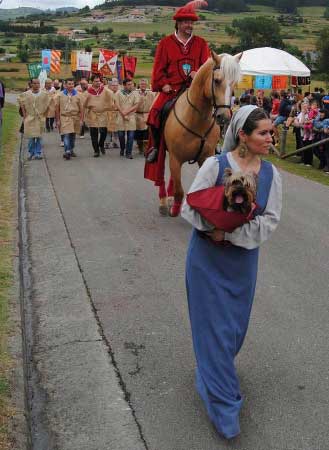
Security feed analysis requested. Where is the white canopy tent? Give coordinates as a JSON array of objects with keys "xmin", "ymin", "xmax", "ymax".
[{"xmin": 238, "ymin": 47, "xmax": 310, "ymax": 77}]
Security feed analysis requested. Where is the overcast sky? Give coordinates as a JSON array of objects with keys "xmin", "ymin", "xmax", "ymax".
[{"xmin": 0, "ymin": 0, "xmax": 102, "ymax": 8}]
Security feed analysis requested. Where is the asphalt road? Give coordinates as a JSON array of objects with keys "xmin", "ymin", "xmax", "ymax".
[{"xmin": 40, "ymin": 131, "xmax": 328, "ymax": 450}]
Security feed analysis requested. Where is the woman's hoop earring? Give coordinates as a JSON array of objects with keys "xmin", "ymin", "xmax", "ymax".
[{"xmin": 238, "ymin": 142, "xmax": 248, "ymax": 158}]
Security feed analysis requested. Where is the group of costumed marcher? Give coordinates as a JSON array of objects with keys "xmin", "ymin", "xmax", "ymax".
[
  {"xmin": 18, "ymin": 76, "xmax": 155, "ymax": 160},
  {"xmin": 17, "ymin": 0, "xmax": 283, "ymax": 441}
]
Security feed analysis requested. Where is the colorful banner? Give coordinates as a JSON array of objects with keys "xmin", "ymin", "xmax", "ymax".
[
  {"xmin": 99, "ymin": 65, "xmax": 113, "ymax": 76},
  {"xmin": 291, "ymin": 76, "xmax": 297, "ymax": 87},
  {"xmin": 122, "ymin": 56, "xmax": 137, "ymax": 79},
  {"xmin": 237, "ymin": 75, "xmax": 253, "ymax": 90},
  {"xmin": 71, "ymin": 50, "xmax": 77, "ymax": 73},
  {"xmin": 50, "ymin": 50, "xmax": 61, "ymax": 74},
  {"xmin": 77, "ymin": 51, "xmax": 93, "ymax": 71},
  {"xmin": 272, "ymin": 75, "xmax": 288, "ymax": 90},
  {"xmin": 27, "ymin": 62, "xmax": 42, "ymax": 79},
  {"xmin": 98, "ymin": 49, "xmax": 118, "ymax": 76},
  {"xmin": 116, "ymin": 60, "xmax": 124, "ymax": 83},
  {"xmin": 297, "ymin": 76, "xmax": 311, "ymax": 86},
  {"xmin": 41, "ymin": 49, "xmax": 51, "ymax": 72},
  {"xmin": 107, "ymin": 53, "xmax": 118, "ymax": 75},
  {"xmin": 38, "ymin": 69, "xmax": 47, "ymax": 89},
  {"xmin": 91, "ymin": 62, "xmax": 101, "ymax": 75},
  {"xmin": 254, "ymin": 75, "xmax": 272, "ymax": 90}
]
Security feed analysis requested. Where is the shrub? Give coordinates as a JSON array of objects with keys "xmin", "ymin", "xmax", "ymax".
[{"xmin": 0, "ymin": 68, "xmax": 19, "ymax": 72}]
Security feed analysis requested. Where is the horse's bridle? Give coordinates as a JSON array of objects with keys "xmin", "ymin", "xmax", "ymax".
[
  {"xmin": 185, "ymin": 63, "xmax": 232, "ymax": 119},
  {"xmin": 211, "ymin": 64, "xmax": 232, "ymax": 117}
]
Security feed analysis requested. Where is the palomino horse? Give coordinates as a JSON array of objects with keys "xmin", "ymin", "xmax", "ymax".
[{"xmin": 161, "ymin": 51, "xmax": 241, "ymax": 216}]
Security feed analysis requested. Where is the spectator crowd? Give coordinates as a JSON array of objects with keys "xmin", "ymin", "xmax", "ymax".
[{"xmin": 233, "ymin": 87, "xmax": 329, "ymax": 173}]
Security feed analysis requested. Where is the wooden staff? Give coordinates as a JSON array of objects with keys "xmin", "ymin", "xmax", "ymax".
[{"xmin": 280, "ymin": 136, "xmax": 329, "ymax": 160}]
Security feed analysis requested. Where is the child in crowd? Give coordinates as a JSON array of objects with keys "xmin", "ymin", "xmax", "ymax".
[
  {"xmin": 303, "ymin": 101, "xmax": 318, "ymax": 141},
  {"xmin": 313, "ymin": 109, "xmax": 329, "ymax": 172}
]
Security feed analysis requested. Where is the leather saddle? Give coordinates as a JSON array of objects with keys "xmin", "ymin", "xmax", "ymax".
[{"xmin": 159, "ymin": 97, "xmax": 178, "ymax": 130}]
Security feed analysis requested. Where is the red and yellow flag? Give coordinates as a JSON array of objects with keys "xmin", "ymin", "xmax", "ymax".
[{"xmin": 51, "ymin": 50, "xmax": 61, "ymax": 74}]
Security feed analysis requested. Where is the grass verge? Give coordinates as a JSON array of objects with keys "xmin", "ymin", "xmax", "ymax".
[
  {"xmin": 266, "ymin": 154, "xmax": 329, "ymax": 187},
  {"xmin": 0, "ymin": 103, "xmax": 21, "ymax": 450}
]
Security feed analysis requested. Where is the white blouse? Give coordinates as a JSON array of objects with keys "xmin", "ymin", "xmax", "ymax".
[{"xmin": 181, "ymin": 153, "xmax": 282, "ymax": 250}]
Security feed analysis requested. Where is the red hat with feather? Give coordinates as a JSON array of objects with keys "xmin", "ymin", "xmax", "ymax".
[{"xmin": 173, "ymin": 0, "xmax": 208, "ymax": 21}]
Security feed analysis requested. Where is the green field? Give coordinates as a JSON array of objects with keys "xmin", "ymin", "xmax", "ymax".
[{"xmin": 0, "ymin": 103, "xmax": 21, "ymax": 450}]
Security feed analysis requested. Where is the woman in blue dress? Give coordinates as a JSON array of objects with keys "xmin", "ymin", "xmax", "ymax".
[{"xmin": 181, "ymin": 106, "xmax": 282, "ymax": 439}]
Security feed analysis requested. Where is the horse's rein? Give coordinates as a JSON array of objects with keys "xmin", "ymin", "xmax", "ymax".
[
  {"xmin": 186, "ymin": 90, "xmax": 211, "ymax": 121},
  {"xmin": 186, "ymin": 64, "xmax": 232, "ymax": 118},
  {"xmin": 173, "ymin": 100, "xmax": 217, "ymax": 165}
]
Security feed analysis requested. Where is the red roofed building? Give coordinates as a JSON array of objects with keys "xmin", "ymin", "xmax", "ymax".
[{"xmin": 128, "ymin": 32, "xmax": 146, "ymax": 42}]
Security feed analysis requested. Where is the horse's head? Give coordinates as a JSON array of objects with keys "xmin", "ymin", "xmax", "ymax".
[{"xmin": 205, "ymin": 51, "xmax": 242, "ymax": 126}]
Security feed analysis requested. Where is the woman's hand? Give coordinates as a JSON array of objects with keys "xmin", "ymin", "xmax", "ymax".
[{"xmin": 205, "ymin": 229, "xmax": 225, "ymax": 242}]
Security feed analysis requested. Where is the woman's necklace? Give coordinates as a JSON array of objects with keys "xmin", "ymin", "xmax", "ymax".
[{"xmin": 239, "ymin": 158, "xmax": 261, "ymax": 173}]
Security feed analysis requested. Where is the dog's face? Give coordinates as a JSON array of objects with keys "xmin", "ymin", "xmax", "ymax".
[{"xmin": 223, "ymin": 168, "xmax": 257, "ymax": 214}]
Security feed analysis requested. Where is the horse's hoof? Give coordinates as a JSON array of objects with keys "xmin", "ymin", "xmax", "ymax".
[
  {"xmin": 159, "ymin": 205, "xmax": 169, "ymax": 216},
  {"xmin": 169, "ymin": 202, "xmax": 182, "ymax": 217},
  {"xmin": 167, "ymin": 196, "xmax": 174, "ymax": 208}
]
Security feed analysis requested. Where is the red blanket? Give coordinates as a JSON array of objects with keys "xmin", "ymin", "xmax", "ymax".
[{"xmin": 186, "ymin": 185, "xmax": 257, "ymax": 233}]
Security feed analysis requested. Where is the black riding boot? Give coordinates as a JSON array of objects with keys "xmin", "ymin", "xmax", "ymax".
[{"xmin": 146, "ymin": 126, "xmax": 161, "ymax": 163}]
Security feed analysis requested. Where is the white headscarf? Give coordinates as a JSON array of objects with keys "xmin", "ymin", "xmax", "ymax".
[{"xmin": 222, "ymin": 105, "xmax": 258, "ymax": 153}]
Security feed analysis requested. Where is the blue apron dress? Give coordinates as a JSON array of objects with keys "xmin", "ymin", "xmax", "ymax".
[{"xmin": 186, "ymin": 153, "xmax": 273, "ymax": 439}]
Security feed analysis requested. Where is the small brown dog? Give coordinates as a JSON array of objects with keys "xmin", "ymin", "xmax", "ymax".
[{"xmin": 223, "ymin": 168, "xmax": 257, "ymax": 215}]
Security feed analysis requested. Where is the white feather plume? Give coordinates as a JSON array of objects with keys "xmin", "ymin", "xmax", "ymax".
[{"xmin": 185, "ymin": 0, "xmax": 208, "ymax": 11}]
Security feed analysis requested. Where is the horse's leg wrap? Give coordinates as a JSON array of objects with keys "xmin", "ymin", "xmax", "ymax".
[
  {"xmin": 159, "ymin": 182, "xmax": 167, "ymax": 199},
  {"xmin": 169, "ymin": 201, "xmax": 182, "ymax": 217},
  {"xmin": 167, "ymin": 177, "xmax": 174, "ymax": 197}
]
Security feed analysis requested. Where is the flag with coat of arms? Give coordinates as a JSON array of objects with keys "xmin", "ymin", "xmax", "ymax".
[{"xmin": 98, "ymin": 49, "xmax": 118, "ymax": 76}]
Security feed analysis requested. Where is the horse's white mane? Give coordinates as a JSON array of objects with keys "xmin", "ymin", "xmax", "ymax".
[{"xmin": 218, "ymin": 53, "xmax": 241, "ymax": 84}]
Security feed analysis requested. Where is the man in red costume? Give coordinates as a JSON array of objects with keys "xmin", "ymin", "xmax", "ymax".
[{"xmin": 145, "ymin": 0, "xmax": 210, "ymax": 192}]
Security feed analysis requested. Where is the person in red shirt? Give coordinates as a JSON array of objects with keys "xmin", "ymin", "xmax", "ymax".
[
  {"xmin": 270, "ymin": 92, "xmax": 280, "ymax": 121},
  {"xmin": 145, "ymin": 0, "xmax": 209, "ymax": 165}
]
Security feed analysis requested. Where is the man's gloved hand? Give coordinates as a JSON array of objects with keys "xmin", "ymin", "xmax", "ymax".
[{"xmin": 162, "ymin": 84, "xmax": 172, "ymax": 94}]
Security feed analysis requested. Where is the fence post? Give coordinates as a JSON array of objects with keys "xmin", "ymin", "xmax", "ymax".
[{"xmin": 280, "ymin": 126, "xmax": 288, "ymax": 156}]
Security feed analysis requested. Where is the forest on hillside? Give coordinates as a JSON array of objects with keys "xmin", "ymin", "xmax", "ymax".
[{"xmin": 101, "ymin": 0, "xmax": 329, "ymax": 12}]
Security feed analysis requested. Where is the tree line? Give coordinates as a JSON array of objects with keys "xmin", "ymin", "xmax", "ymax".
[
  {"xmin": 101, "ymin": 0, "xmax": 329, "ymax": 13},
  {"xmin": 0, "ymin": 21, "xmax": 56, "ymax": 34}
]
